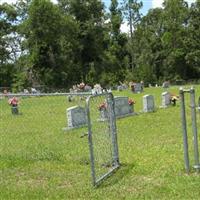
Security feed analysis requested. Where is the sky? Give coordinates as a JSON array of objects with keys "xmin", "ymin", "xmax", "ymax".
[{"xmin": 0, "ymin": 0, "xmax": 196, "ymax": 32}]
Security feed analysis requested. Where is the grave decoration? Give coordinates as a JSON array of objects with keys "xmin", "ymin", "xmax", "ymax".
[
  {"xmin": 8, "ymin": 97, "xmax": 19, "ymax": 115},
  {"xmin": 170, "ymin": 93, "xmax": 179, "ymax": 106}
]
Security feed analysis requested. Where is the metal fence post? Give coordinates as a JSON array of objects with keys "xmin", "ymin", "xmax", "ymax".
[
  {"xmin": 179, "ymin": 88, "xmax": 190, "ymax": 173},
  {"xmin": 108, "ymin": 93, "xmax": 120, "ymax": 166},
  {"xmin": 86, "ymin": 96, "xmax": 96, "ymax": 186},
  {"xmin": 190, "ymin": 88, "xmax": 200, "ymax": 172}
]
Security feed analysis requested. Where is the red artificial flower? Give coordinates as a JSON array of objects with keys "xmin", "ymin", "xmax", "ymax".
[
  {"xmin": 8, "ymin": 97, "xmax": 19, "ymax": 106},
  {"xmin": 98, "ymin": 102, "xmax": 107, "ymax": 111},
  {"xmin": 128, "ymin": 98, "xmax": 136, "ymax": 105}
]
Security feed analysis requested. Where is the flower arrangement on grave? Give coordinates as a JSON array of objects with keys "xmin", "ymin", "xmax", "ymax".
[
  {"xmin": 98, "ymin": 102, "xmax": 108, "ymax": 119},
  {"xmin": 128, "ymin": 98, "xmax": 136, "ymax": 106},
  {"xmin": 170, "ymin": 94, "xmax": 179, "ymax": 106},
  {"xmin": 8, "ymin": 97, "xmax": 19, "ymax": 114},
  {"xmin": 98, "ymin": 102, "xmax": 107, "ymax": 111},
  {"xmin": 79, "ymin": 82, "xmax": 85, "ymax": 90}
]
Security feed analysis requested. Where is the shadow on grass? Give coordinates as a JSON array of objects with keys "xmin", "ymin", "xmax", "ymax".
[{"xmin": 96, "ymin": 162, "xmax": 135, "ymax": 188}]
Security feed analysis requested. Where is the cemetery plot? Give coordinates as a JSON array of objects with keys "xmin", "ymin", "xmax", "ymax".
[
  {"xmin": 86, "ymin": 93, "xmax": 119, "ymax": 186},
  {"xmin": 143, "ymin": 94, "xmax": 155, "ymax": 113},
  {"xmin": 99, "ymin": 96, "xmax": 135, "ymax": 120},
  {"xmin": 161, "ymin": 92, "xmax": 171, "ymax": 108},
  {"xmin": 0, "ymin": 93, "xmax": 89, "ymax": 135},
  {"xmin": 65, "ymin": 106, "xmax": 87, "ymax": 130}
]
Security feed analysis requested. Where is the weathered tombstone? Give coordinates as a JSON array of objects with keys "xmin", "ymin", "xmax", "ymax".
[
  {"xmin": 99, "ymin": 96, "xmax": 135, "ymax": 120},
  {"xmin": 92, "ymin": 84, "xmax": 102, "ymax": 94},
  {"xmin": 114, "ymin": 96, "xmax": 134, "ymax": 117},
  {"xmin": 131, "ymin": 83, "xmax": 143, "ymax": 93},
  {"xmin": 143, "ymin": 95, "xmax": 155, "ymax": 113},
  {"xmin": 162, "ymin": 81, "xmax": 170, "ymax": 88},
  {"xmin": 117, "ymin": 85, "xmax": 123, "ymax": 91},
  {"xmin": 66, "ymin": 106, "xmax": 87, "ymax": 129},
  {"xmin": 161, "ymin": 92, "xmax": 171, "ymax": 108},
  {"xmin": 84, "ymin": 85, "xmax": 92, "ymax": 92}
]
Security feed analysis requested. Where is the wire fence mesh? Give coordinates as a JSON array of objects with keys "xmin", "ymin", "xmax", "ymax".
[
  {"xmin": 86, "ymin": 93, "xmax": 119, "ymax": 186},
  {"xmin": 0, "ymin": 93, "xmax": 91, "ymax": 135}
]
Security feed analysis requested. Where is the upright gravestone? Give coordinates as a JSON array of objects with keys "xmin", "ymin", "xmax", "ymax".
[
  {"xmin": 117, "ymin": 85, "xmax": 123, "ymax": 91},
  {"xmin": 99, "ymin": 96, "xmax": 135, "ymax": 120},
  {"xmin": 161, "ymin": 92, "xmax": 171, "ymax": 108},
  {"xmin": 131, "ymin": 83, "xmax": 143, "ymax": 93},
  {"xmin": 162, "ymin": 81, "xmax": 170, "ymax": 88},
  {"xmin": 114, "ymin": 96, "xmax": 134, "ymax": 117},
  {"xmin": 66, "ymin": 106, "xmax": 87, "ymax": 129},
  {"xmin": 143, "ymin": 95, "xmax": 155, "ymax": 113}
]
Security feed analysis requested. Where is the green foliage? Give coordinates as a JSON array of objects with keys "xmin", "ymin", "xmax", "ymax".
[{"xmin": 2, "ymin": 0, "xmax": 200, "ymax": 89}]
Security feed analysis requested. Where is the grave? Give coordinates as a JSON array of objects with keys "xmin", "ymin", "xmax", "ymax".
[
  {"xmin": 161, "ymin": 92, "xmax": 171, "ymax": 108},
  {"xmin": 162, "ymin": 81, "xmax": 170, "ymax": 88},
  {"xmin": 131, "ymin": 83, "xmax": 143, "ymax": 93},
  {"xmin": 100, "ymin": 96, "xmax": 135, "ymax": 120},
  {"xmin": 143, "ymin": 95, "xmax": 155, "ymax": 113},
  {"xmin": 117, "ymin": 85, "xmax": 123, "ymax": 91},
  {"xmin": 64, "ymin": 106, "xmax": 87, "ymax": 130}
]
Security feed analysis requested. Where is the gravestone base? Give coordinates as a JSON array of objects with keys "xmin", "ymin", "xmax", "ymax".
[{"xmin": 63, "ymin": 124, "xmax": 87, "ymax": 131}]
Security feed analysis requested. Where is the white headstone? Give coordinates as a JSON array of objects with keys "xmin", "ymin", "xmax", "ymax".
[
  {"xmin": 114, "ymin": 96, "xmax": 134, "ymax": 117},
  {"xmin": 67, "ymin": 106, "xmax": 87, "ymax": 129},
  {"xmin": 143, "ymin": 95, "xmax": 155, "ymax": 113},
  {"xmin": 161, "ymin": 92, "xmax": 171, "ymax": 108}
]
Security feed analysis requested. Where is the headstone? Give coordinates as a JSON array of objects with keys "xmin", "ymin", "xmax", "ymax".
[
  {"xmin": 143, "ymin": 95, "xmax": 155, "ymax": 113},
  {"xmin": 117, "ymin": 85, "xmax": 123, "ymax": 91},
  {"xmin": 84, "ymin": 85, "xmax": 92, "ymax": 92},
  {"xmin": 66, "ymin": 106, "xmax": 87, "ymax": 129},
  {"xmin": 162, "ymin": 81, "xmax": 170, "ymax": 88},
  {"xmin": 161, "ymin": 92, "xmax": 171, "ymax": 108},
  {"xmin": 93, "ymin": 84, "xmax": 102, "ymax": 94},
  {"xmin": 131, "ymin": 83, "xmax": 143, "ymax": 93},
  {"xmin": 99, "ymin": 96, "xmax": 136, "ymax": 121},
  {"xmin": 114, "ymin": 96, "xmax": 134, "ymax": 117}
]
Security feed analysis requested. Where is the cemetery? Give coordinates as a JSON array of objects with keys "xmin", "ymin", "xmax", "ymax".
[
  {"xmin": 1, "ymin": 0, "xmax": 200, "ymax": 198},
  {"xmin": 1, "ymin": 85, "xmax": 200, "ymax": 199}
]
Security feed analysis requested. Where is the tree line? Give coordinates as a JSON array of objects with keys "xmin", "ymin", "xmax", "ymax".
[{"xmin": 1, "ymin": 0, "xmax": 200, "ymax": 91}]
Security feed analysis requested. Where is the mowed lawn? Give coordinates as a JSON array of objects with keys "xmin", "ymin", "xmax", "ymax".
[{"xmin": 1, "ymin": 86, "xmax": 200, "ymax": 199}]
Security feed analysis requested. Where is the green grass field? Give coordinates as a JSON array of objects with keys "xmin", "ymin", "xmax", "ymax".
[{"xmin": 1, "ymin": 86, "xmax": 200, "ymax": 199}]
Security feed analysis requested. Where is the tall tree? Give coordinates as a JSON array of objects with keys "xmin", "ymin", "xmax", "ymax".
[
  {"xmin": 100, "ymin": 0, "xmax": 128, "ymax": 85},
  {"xmin": 0, "ymin": 3, "xmax": 17, "ymax": 87},
  {"xmin": 185, "ymin": 0, "xmax": 200, "ymax": 78},
  {"xmin": 20, "ymin": 0, "xmax": 79, "ymax": 88},
  {"xmin": 59, "ymin": 0, "xmax": 106, "ymax": 83},
  {"xmin": 122, "ymin": 0, "xmax": 143, "ymax": 71},
  {"xmin": 161, "ymin": 0, "xmax": 189, "ymax": 80}
]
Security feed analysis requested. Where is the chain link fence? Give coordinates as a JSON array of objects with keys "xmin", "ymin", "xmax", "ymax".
[
  {"xmin": 86, "ymin": 93, "xmax": 120, "ymax": 186},
  {"xmin": 0, "ymin": 93, "xmax": 91, "ymax": 135}
]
